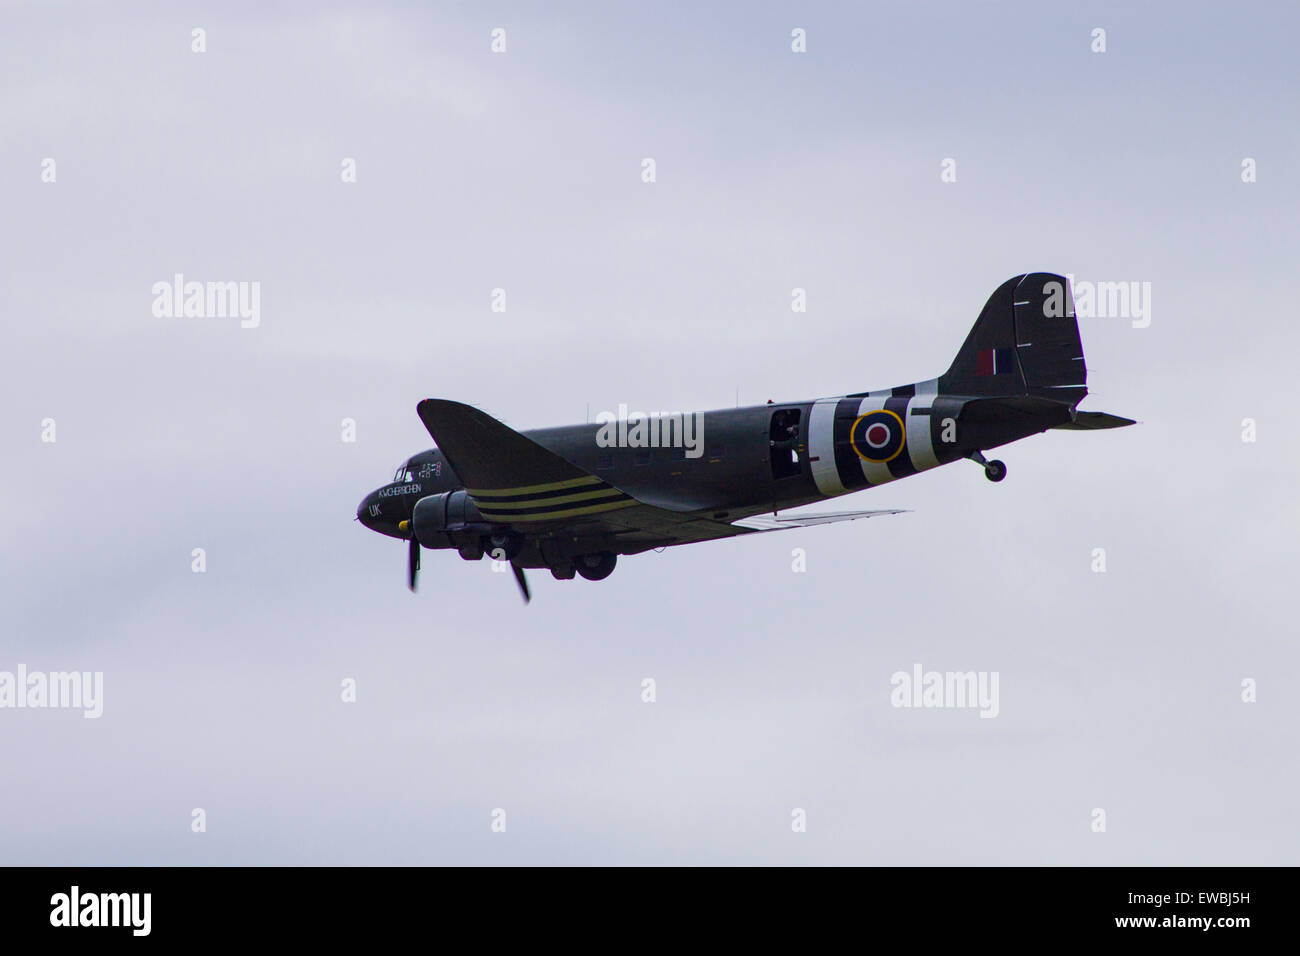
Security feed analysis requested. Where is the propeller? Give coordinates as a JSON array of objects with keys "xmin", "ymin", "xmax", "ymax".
[
  {"xmin": 511, "ymin": 563, "xmax": 531, "ymax": 604},
  {"xmin": 407, "ymin": 534, "xmax": 420, "ymax": 592},
  {"xmin": 405, "ymin": 524, "xmax": 529, "ymax": 603}
]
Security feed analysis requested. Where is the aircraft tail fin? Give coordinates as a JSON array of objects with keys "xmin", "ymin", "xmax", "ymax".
[{"xmin": 938, "ymin": 273, "xmax": 1087, "ymax": 406}]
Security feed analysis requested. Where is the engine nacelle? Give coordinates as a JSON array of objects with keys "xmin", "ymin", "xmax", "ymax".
[{"xmin": 411, "ymin": 491, "xmax": 483, "ymax": 547}]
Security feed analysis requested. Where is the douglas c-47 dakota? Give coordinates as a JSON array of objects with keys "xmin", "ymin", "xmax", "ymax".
[{"xmin": 357, "ymin": 273, "xmax": 1134, "ymax": 602}]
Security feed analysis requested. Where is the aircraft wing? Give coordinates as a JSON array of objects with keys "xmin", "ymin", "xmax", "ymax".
[
  {"xmin": 416, "ymin": 399, "xmax": 594, "ymax": 495},
  {"xmin": 416, "ymin": 399, "xmax": 737, "ymax": 546}
]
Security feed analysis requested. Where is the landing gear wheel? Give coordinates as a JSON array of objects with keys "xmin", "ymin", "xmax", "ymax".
[
  {"xmin": 984, "ymin": 460, "xmax": 1006, "ymax": 482},
  {"xmin": 574, "ymin": 551, "xmax": 617, "ymax": 581}
]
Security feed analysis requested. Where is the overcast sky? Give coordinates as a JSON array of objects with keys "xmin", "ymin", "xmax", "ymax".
[{"xmin": 2, "ymin": 0, "xmax": 1297, "ymax": 864}]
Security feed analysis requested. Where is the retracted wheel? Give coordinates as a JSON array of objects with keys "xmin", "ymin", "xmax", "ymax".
[{"xmin": 574, "ymin": 551, "xmax": 617, "ymax": 581}]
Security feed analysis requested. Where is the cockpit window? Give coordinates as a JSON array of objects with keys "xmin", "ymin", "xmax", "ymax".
[{"xmin": 393, "ymin": 465, "xmax": 415, "ymax": 483}]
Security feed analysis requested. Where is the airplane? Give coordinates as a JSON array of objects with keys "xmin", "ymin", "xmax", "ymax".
[{"xmin": 356, "ymin": 273, "xmax": 1134, "ymax": 602}]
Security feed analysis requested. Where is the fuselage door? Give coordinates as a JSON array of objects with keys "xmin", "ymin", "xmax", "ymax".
[{"xmin": 769, "ymin": 408, "xmax": 803, "ymax": 480}]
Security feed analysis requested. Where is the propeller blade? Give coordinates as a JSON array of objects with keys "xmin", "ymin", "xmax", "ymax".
[
  {"xmin": 408, "ymin": 535, "xmax": 420, "ymax": 592},
  {"xmin": 511, "ymin": 563, "xmax": 530, "ymax": 604}
]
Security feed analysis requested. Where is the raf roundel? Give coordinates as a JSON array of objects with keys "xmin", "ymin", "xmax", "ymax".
[{"xmin": 849, "ymin": 409, "xmax": 906, "ymax": 463}]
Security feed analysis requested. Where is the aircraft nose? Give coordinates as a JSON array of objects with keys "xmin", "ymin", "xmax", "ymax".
[
  {"xmin": 357, "ymin": 490, "xmax": 381, "ymax": 531},
  {"xmin": 357, "ymin": 484, "xmax": 419, "ymax": 538}
]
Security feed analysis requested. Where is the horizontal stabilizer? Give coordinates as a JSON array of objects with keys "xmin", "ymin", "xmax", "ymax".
[
  {"xmin": 732, "ymin": 509, "xmax": 908, "ymax": 532},
  {"xmin": 1052, "ymin": 410, "xmax": 1137, "ymax": 430}
]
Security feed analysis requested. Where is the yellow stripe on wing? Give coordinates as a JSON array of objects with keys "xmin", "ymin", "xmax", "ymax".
[
  {"xmin": 477, "ymin": 498, "xmax": 639, "ymax": 523},
  {"xmin": 471, "ymin": 487, "xmax": 626, "ymax": 510},
  {"xmin": 465, "ymin": 475, "xmax": 603, "ymax": 497}
]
